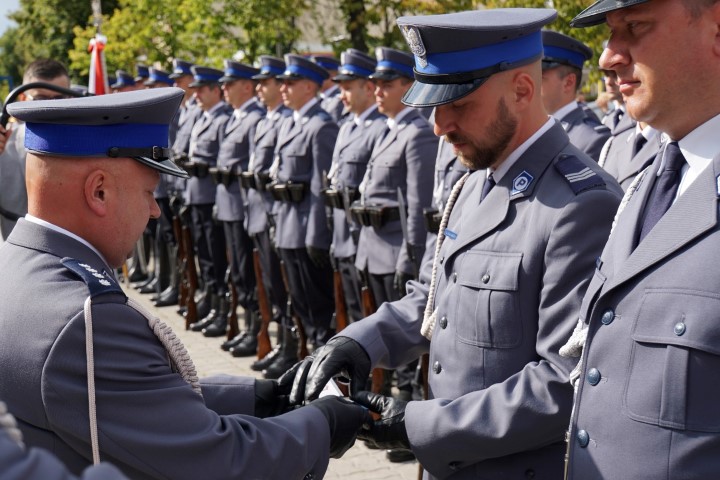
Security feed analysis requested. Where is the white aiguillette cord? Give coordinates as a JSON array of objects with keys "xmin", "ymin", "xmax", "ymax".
[{"xmin": 83, "ymin": 296, "xmax": 202, "ymax": 465}]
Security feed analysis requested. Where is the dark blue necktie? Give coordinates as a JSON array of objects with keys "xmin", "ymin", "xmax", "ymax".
[
  {"xmin": 481, "ymin": 174, "xmax": 496, "ymax": 202},
  {"xmin": 638, "ymin": 142, "xmax": 685, "ymax": 243},
  {"xmin": 632, "ymin": 133, "xmax": 647, "ymax": 157}
]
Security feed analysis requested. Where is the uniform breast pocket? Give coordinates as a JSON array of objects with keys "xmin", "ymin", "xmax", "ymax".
[
  {"xmin": 282, "ymin": 147, "xmax": 308, "ymax": 173},
  {"xmin": 375, "ymin": 158, "xmax": 402, "ymax": 189},
  {"xmin": 342, "ymin": 153, "xmax": 368, "ymax": 183},
  {"xmin": 624, "ymin": 288, "xmax": 720, "ymax": 432},
  {"xmin": 454, "ymin": 251, "xmax": 523, "ymax": 348}
]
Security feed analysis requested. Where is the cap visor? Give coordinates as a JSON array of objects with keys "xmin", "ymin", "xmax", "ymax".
[
  {"xmin": 401, "ymin": 80, "xmax": 485, "ymax": 108},
  {"xmin": 188, "ymin": 80, "xmax": 215, "ymax": 88},
  {"xmin": 134, "ymin": 156, "xmax": 189, "ymax": 179},
  {"xmin": 277, "ymin": 73, "xmax": 304, "ymax": 81},
  {"xmin": 570, "ymin": 0, "xmax": 650, "ymax": 27},
  {"xmin": 169, "ymin": 72, "xmax": 189, "ymax": 79},
  {"xmin": 252, "ymin": 72, "xmax": 275, "ymax": 80},
  {"xmin": 369, "ymin": 71, "xmax": 402, "ymax": 81},
  {"xmin": 219, "ymin": 75, "xmax": 239, "ymax": 83},
  {"xmin": 333, "ymin": 73, "xmax": 363, "ymax": 82}
]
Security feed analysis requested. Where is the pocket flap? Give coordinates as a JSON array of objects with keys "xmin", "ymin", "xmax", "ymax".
[
  {"xmin": 457, "ymin": 251, "xmax": 522, "ymax": 291},
  {"xmin": 631, "ymin": 289, "xmax": 720, "ymax": 355}
]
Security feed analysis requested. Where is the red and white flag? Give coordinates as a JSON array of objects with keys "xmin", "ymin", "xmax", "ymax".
[{"xmin": 88, "ymin": 34, "xmax": 109, "ymax": 95}]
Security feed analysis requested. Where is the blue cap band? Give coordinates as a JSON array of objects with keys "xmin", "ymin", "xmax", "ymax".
[
  {"xmin": 314, "ymin": 60, "xmax": 338, "ymax": 70},
  {"xmin": 339, "ymin": 64, "xmax": 374, "ymax": 77},
  {"xmin": 114, "ymin": 77, "xmax": 135, "ymax": 87},
  {"xmin": 225, "ymin": 67, "xmax": 255, "ymax": 79},
  {"xmin": 543, "ymin": 44, "xmax": 587, "ymax": 69},
  {"xmin": 417, "ymin": 31, "xmax": 542, "ymax": 76},
  {"xmin": 149, "ymin": 72, "xmax": 172, "ymax": 84},
  {"xmin": 25, "ymin": 122, "xmax": 169, "ymax": 157},
  {"xmin": 193, "ymin": 73, "xmax": 222, "ymax": 83},
  {"xmin": 261, "ymin": 65, "xmax": 284, "ymax": 76},
  {"xmin": 377, "ymin": 60, "xmax": 414, "ymax": 78},
  {"xmin": 286, "ymin": 64, "xmax": 324, "ymax": 85},
  {"xmin": 173, "ymin": 66, "xmax": 192, "ymax": 75}
]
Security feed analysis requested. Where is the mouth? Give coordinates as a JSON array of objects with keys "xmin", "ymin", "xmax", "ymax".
[{"xmin": 618, "ymin": 78, "xmax": 640, "ymax": 94}]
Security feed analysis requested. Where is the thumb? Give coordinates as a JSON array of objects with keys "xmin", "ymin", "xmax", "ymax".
[{"xmin": 352, "ymin": 390, "xmax": 385, "ymax": 413}]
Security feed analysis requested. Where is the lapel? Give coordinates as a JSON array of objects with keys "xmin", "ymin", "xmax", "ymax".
[
  {"xmin": 612, "ymin": 112, "xmax": 636, "ymax": 136},
  {"xmin": 372, "ymin": 109, "xmax": 420, "ymax": 158},
  {"xmin": 193, "ymin": 113, "xmax": 211, "ymax": 138},
  {"xmin": 560, "ymin": 106, "xmax": 585, "ymax": 132},
  {"xmin": 619, "ymin": 133, "xmax": 662, "ymax": 183},
  {"xmin": 225, "ymin": 112, "xmax": 242, "ymax": 136},
  {"xmin": 443, "ymin": 123, "xmax": 568, "ymax": 259},
  {"xmin": 606, "ymin": 152, "xmax": 719, "ymax": 292},
  {"xmin": 277, "ymin": 102, "xmax": 321, "ymax": 150}
]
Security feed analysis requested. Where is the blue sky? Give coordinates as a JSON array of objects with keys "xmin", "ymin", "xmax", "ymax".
[{"xmin": 0, "ymin": 0, "xmax": 20, "ymax": 36}]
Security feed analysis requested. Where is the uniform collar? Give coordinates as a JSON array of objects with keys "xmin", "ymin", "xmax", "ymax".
[
  {"xmin": 293, "ymin": 97, "xmax": 319, "ymax": 122},
  {"xmin": 354, "ymin": 104, "xmax": 379, "ymax": 126},
  {"xmin": 552, "ymin": 100, "xmax": 579, "ymax": 122},
  {"xmin": 386, "ymin": 106, "xmax": 412, "ymax": 130},
  {"xmin": 492, "ymin": 117, "xmax": 555, "ymax": 183}
]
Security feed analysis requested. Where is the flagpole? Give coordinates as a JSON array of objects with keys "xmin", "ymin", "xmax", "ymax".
[{"xmin": 88, "ymin": 0, "xmax": 108, "ymax": 95}]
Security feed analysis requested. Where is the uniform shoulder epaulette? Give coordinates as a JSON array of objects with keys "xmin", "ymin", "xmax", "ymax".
[
  {"xmin": 554, "ymin": 154, "xmax": 606, "ymax": 194},
  {"xmin": 314, "ymin": 109, "xmax": 333, "ymax": 122},
  {"xmin": 593, "ymin": 123, "xmax": 611, "ymax": 133},
  {"xmin": 61, "ymin": 257, "xmax": 124, "ymax": 298}
]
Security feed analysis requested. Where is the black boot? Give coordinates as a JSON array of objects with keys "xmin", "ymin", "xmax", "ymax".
[
  {"xmin": 138, "ymin": 276, "xmax": 159, "ymax": 294},
  {"xmin": 155, "ymin": 245, "xmax": 179, "ymax": 307},
  {"xmin": 230, "ymin": 310, "xmax": 260, "ymax": 357},
  {"xmin": 263, "ymin": 327, "xmax": 299, "ymax": 379},
  {"xmin": 189, "ymin": 293, "xmax": 219, "ymax": 331},
  {"xmin": 194, "ymin": 288, "xmax": 211, "ymax": 320},
  {"xmin": 250, "ymin": 326, "xmax": 283, "ymax": 371},
  {"xmin": 202, "ymin": 296, "xmax": 230, "ymax": 337},
  {"xmin": 221, "ymin": 331, "xmax": 247, "ymax": 351}
]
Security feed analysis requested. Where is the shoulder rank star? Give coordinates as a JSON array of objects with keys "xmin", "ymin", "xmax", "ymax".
[{"xmin": 403, "ymin": 26, "xmax": 427, "ymax": 68}]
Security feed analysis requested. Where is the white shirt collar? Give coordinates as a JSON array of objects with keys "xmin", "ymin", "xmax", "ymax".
[
  {"xmin": 491, "ymin": 117, "xmax": 555, "ymax": 183},
  {"xmin": 671, "ymin": 112, "xmax": 720, "ymax": 197},
  {"xmin": 552, "ymin": 101, "xmax": 579, "ymax": 122},
  {"xmin": 293, "ymin": 97, "xmax": 319, "ymax": 123},
  {"xmin": 235, "ymin": 97, "xmax": 257, "ymax": 116},
  {"xmin": 386, "ymin": 107, "xmax": 412, "ymax": 130},
  {"xmin": 204, "ymin": 101, "xmax": 225, "ymax": 119},
  {"xmin": 24, "ymin": 214, "xmax": 112, "ymax": 269},
  {"xmin": 354, "ymin": 104, "xmax": 378, "ymax": 126}
]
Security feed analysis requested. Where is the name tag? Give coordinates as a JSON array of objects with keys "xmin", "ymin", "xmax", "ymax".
[{"xmin": 444, "ymin": 228, "xmax": 457, "ymax": 240}]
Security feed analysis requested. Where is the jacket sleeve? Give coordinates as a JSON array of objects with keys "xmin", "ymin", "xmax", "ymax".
[
  {"xmin": 306, "ymin": 120, "xmax": 339, "ymax": 249},
  {"xmin": 404, "ymin": 188, "xmax": 620, "ymax": 478}
]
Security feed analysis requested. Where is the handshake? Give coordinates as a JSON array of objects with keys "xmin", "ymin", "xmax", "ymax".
[{"xmin": 256, "ymin": 336, "xmax": 411, "ymax": 459}]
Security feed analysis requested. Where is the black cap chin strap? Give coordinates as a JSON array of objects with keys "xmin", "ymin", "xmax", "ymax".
[{"xmin": 107, "ymin": 146, "xmax": 171, "ymax": 160}]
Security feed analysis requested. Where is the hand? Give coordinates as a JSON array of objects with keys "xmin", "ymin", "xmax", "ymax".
[
  {"xmin": 306, "ymin": 246, "xmax": 331, "ymax": 269},
  {"xmin": 354, "ymin": 391, "xmax": 410, "ymax": 451},
  {"xmin": 308, "ymin": 395, "xmax": 372, "ymax": 458},
  {"xmin": 254, "ymin": 377, "xmax": 294, "ymax": 419},
  {"xmin": 393, "ymin": 271, "xmax": 414, "ymax": 297},
  {"xmin": 289, "ymin": 336, "xmax": 370, "ymax": 404}
]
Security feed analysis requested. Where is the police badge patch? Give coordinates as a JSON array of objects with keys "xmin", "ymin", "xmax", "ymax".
[
  {"xmin": 511, "ymin": 171, "xmax": 534, "ymax": 196},
  {"xmin": 402, "ymin": 26, "xmax": 427, "ymax": 68}
]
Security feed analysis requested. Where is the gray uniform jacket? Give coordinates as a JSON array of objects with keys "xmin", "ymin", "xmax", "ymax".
[
  {"xmin": 354, "ymin": 109, "xmax": 437, "ymax": 276},
  {"xmin": 215, "ymin": 100, "xmax": 266, "ymax": 222},
  {"xmin": 0, "ymin": 220, "xmax": 330, "ymax": 480},
  {"xmin": 170, "ymin": 99, "xmax": 202, "ymax": 194},
  {"xmin": 272, "ymin": 102, "xmax": 339, "ymax": 250},
  {"xmin": 330, "ymin": 108, "xmax": 387, "ymax": 259},
  {"xmin": 185, "ymin": 103, "xmax": 233, "ymax": 205},
  {"xmin": 560, "ymin": 105, "xmax": 611, "ymax": 162},
  {"xmin": 600, "ymin": 118, "xmax": 661, "ymax": 191},
  {"xmin": 320, "ymin": 85, "xmax": 346, "ymax": 124},
  {"xmin": 566, "ymin": 145, "xmax": 720, "ymax": 479},
  {"xmin": 0, "ymin": 126, "xmax": 27, "ymax": 238},
  {"xmin": 340, "ymin": 123, "xmax": 622, "ymax": 479},
  {"xmin": 245, "ymin": 106, "xmax": 292, "ymax": 235}
]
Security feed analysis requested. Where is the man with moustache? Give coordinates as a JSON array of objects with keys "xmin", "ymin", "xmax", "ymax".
[
  {"xmin": 287, "ymin": 8, "xmax": 623, "ymax": 479},
  {"xmin": 564, "ymin": 1, "xmax": 720, "ymax": 478}
]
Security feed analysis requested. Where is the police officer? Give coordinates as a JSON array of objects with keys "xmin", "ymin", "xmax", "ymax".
[
  {"xmin": 267, "ymin": 54, "xmax": 339, "ymax": 376},
  {"xmin": 600, "ymin": 67, "xmax": 626, "ymax": 130},
  {"xmin": 326, "ymin": 48, "xmax": 387, "ymax": 323},
  {"xmin": 599, "ymin": 117, "xmax": 662, "ymax": 191},
  {"xmin": 562, "ymin": 1, "xmax": 720, "ymax": 477},
  {"xmin": 204, "ymin": 60, "xmax": 265, "ymax": 341},
  {"xmin": 110, "ymin": 70, "xmax": 137, "ymax": 93},
  {"xmin": 541, "ymin": 30, "xmax": 611, "ymax": 161},
  {"xmin": 236, "ymin": 56, "xmax": 294, "ymax": 365},
  {"xmin": 312, "ymin": 55, "xmax": 347, "ymax": 124},
  {"xmin": 184, "ymin": 66, "xmax": 233, "ymax": 333},
  {"xmin": 288, "ymin": 8, "xmax": 623, "ymax": 479},
  {"xmin": 134, "ymin": 64, "xmax": 149, "ymax": 87},
  {"xmin": 0, "ymin": 88, "xmax": 369, "ymax": 479}
]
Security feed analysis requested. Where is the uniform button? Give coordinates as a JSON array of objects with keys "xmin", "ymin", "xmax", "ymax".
[
  {"xmin": 587, "ymin": 368, "xmax": 601, "ymax": 386},
  {"xmin": 674, "ymin": 322, "xmax": 686, "ymax": 336},
  {"xmin": 439, "ymin": 316, "xmax": 448, "ymax": 329},
  {"xmin": 481, "ymin": 273, "xmax": 490, "ymax": 284},
  {"xmin": 453, "ymin": 272, "xmax": 457, "ymax": 283},
  {"xmin": 439, "ymin": 256, "xmax": 444, "ymax": 264},
  {"xmin": 433, "ymin": 361, "xmax": 442, "ymax": 374},
  {"xmin": 576, "ymin": 429, "xmax": 590, "ymax": 448},
  {"xmin": 525, "ymin": 469, "xmax": 536, "ymax": 479},
  {"xmin": 600, "ymin": 309, "xmax": 615, "ymax": 325}
]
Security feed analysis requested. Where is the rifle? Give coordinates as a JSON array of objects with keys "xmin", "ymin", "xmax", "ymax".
[
  {"xmin": 226, "ymin": 274, "xmax": 239, "ymax": 341},
  {"xmin": 358, "ymin": 268, "xmax": 386, "ymax": 398},
  {"xmin": 330, "ymin": 255, "xmax": 349, "ymax": 333},
  {"xmin": 181, "ymin": 222, "xmax": 198, "ymax": 330},
  {"xmin": 253, "ymin": 248, "xmax": 273, "ymax": 359},
  {"xmin": 172, "ymin": 213, "xmax": 188, "ymax": 309},
  {"xmin": 278, "ymin": 259, "xmax": 309, "ymax": 359},
  {"xmin": 397, "ymin": 187, "xmax": 419, "ymax": 280}
]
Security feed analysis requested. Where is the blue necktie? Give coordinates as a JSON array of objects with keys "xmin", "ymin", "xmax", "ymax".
[
  {"xmin": 638, "ymin": 142, "xmax": 685, "ymax": 243},
  {"xmin": 481, "ymin": 174, "xmax": 496, "ymax": 202}
]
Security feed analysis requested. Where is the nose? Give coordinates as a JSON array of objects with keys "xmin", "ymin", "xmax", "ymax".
[
  {"xmin": 599, "ymin": 35, "xmax": 629, "ymax": 73},
  {"xmin": 149, "ymin": 198, "xmax": 161, "ymax": 220},
  {"xmin": 432, "ymin": 104, "xmax": 455, "ymax": 137}
]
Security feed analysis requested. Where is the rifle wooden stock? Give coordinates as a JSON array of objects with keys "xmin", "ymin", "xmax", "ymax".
[
  {"xmin": 226, "ymin": 282, "xmax": 239, "ymax": 341},
  {"xmin": 278, "ymin": 259, "xmax": 309, "ymax": 359},
  {"xmin": 253, "ymin": 248, "xmax": 273, "ymax": 359},
  {"xmin": 181, "ymin": 223, "xmax": 198, "ymax": 330},
  {"xmin": 333, "ymin": 268, "xmax": 349, "ymax": 333},
  {"xmin": 360, "ymin": 273, "xmax": 385, "ymax": 401},
  {"xmin": 172, "ymin": 214, "xmax": 188, "ymax": 308}
]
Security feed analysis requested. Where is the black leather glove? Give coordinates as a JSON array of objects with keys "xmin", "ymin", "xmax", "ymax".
[
  {"xmin": 306, "ymin": 246, "xmax": 331, "ymax": 269},
  {"xmin": 308, "ymin": 396, "xmax": 372, "ymax": 458},
  {"xmin": 290, "ymin": 336, "xmax": 371, "ymax": 404},
  {"xmin": 354, "ymin": 391, "xmax": 410, "ymax": 450},
  {"xmin": 393, "ymin": 270, "xmax": 414, "ymax": 297},
  {"xmin": 254, "ymin": 376, "xmax": 294, "ymax": 419}
]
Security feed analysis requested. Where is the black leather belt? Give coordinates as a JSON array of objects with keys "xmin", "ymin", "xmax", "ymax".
[
  {"xmin": 269, "ymin": 181, "xmax": 308, "ymax": 203},
  {"xmin": 350, "ymin": 202, "xmax": 400, "ymax": 229},
  {"xmin": 182, "ymin": 161, "xmax": 210, "ymax": 178},
  {"xmin": 423, "ymin": 208, "xmax": 442, "ymax": 233},
  {"xmin": 240, "ymin": 171, "xmax": 272, "ymax": 191},
  {"xmin": 322, "ymin": 187, "xmax": 359, "ymax": 209},
  {"xmin": 209, "ymin": 167, "xmax": 236, "ymax": 186}
]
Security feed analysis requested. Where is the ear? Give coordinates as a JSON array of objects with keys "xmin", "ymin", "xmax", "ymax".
[
  {"xmin": 512, "ymin": 71, "xmax": 535, "ymax": 110},
  {"xmin": 84, "ymin": 169, "xmax": 112, "ymax": 217},
  {"xmin": 711, "ymin": 2, "xmax": 720, "ymax": 58},
  {"xmin": 562, "ymin": 72, "xmax": 578, "ymax": 94}
]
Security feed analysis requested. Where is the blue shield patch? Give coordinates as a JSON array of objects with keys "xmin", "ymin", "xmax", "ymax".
[{"xmin": 511, "ymin": 171, "xmax": 534, "ymax": 196}]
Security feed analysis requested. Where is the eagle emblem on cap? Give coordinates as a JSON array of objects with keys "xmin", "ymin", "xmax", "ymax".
[{"xmin": 402, "ymin": 26, "xmax": 427, "ymax": 68}]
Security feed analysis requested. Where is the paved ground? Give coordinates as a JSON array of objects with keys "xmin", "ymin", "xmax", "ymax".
[{"xmin": 124, "ymin": 284, "xmax": 419, "ymax": 480}]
